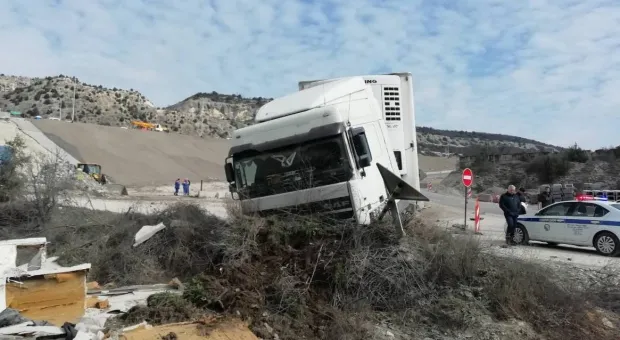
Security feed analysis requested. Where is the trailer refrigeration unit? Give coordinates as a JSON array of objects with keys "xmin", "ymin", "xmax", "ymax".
[
  {"xmin": 224, "ymin": 75, "xmax": 428, "ymax": 235},
  {"xmin": 298, "ymin": 73, "xmax": 423, "ymax": 213}
]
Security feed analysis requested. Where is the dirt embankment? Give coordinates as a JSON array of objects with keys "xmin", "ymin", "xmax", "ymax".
[
  {"xmin": 419, "ymin": 154, "xmax": 457, "ymax": 172},
  {"xmin": 32, "ymin": 120, "xmax": 230, "ymax": 186}
]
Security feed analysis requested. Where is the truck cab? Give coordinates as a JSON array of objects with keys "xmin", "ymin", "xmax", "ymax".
[
  {"xmin": 299, "ymin": 73, "xmax": 422, "ymax": 212},
  {"xmin": 224, "ymin": 76, "xmax": 428, "ymax": 227}
]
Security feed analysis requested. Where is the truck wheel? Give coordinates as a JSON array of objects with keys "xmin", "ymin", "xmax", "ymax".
[
  {"xmin": 594, "ymin": 232, "xmax": 620, "ymax": 256},
  {"xmin": 512, "ymin": 224, "xmax": 529, "ymax": 245}
]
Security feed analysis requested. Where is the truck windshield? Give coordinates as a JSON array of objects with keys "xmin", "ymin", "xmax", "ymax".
[{"xmin": 233, "ymin": 136, "xmax": 352, "ymax": 199}]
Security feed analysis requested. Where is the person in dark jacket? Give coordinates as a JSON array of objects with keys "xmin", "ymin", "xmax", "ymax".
[
  {"xmin": 499, "ymin": 185, "xmax": 522, "ymax": 245},
  {"xmin": 537, "ymin": 187, "xmax": 552, "ymax": 209},
  {"xmin": 174, "ymin": 178, "xmax": 181, "ymax": 196}
]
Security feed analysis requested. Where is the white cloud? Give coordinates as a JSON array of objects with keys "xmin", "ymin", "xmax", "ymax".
[{"xmin": 0, "ymin": 0, "xmax": 619, "ymax": 148}]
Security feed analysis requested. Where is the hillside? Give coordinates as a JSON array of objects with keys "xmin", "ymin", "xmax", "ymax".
[
  {"xmin": 30, "ymin": 119, "xmax": 229, "ymax": 186},
  {"xmin": 0, "ymin": 74, "xmax": 557, "ymax": 152},
  {"xmin": 417, "ymin": 126, "xmax": 558, "ymax": 155}
]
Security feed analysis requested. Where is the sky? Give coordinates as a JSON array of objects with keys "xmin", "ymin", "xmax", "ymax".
[{"xmin": 1, "ymin": 0, "xmax": 620, "ymax": 149}]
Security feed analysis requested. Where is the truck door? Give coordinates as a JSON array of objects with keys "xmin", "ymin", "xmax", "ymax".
[{"xmin": 348, "ymin": 122, "xmax": 392, "ymax": 221}]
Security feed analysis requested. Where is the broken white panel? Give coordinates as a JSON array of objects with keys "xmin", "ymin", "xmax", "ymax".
[
  {"xmin": 0, "ymin": 238, "xmax": 47, "ymax": 247},
  {"xmin": 0, "ymin": 322, "xmax": 64, "ymax": 337},
  {"xmin": 0, "ymin": 237, "xmax": 47, "ymax": 271},
  {"xmin": 0, "ymin": 245, "xmax": 17, "ymax": 274},
  {"xmin": 0, "ymin": 244, "xmax": 17, "ymax": 312},
  {"xmin": 0, "ymin": 281, "xmax": 5, "ymax": 312},
  {"xmin": 133, "ymin": 222, "xmax": 167, "ymax": 247},
  {"xmin": 22, "ymin": 263, "xmax": 92, "ymax": 277}
]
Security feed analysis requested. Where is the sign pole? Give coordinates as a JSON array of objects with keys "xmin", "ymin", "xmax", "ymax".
[
  {"xmin": 474, "ymin": 198, "xmax": 481, "ymax": 234},
  {"xmin": 464, "ymin": 186, "xmax": 468, "ymax": 228},
  {"xmin": 461, "ymin": 168, "xmax": 474, "ymax": 230}
]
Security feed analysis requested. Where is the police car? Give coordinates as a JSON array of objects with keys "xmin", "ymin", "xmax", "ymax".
[{"xmin": 509, "ymin": 196, "xmax": 620, "ymax": 256}]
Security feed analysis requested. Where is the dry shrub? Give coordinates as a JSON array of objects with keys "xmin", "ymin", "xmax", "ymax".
[
  {"xmin": 120, "ymin": 292, "xmax": 201, "ymax": 326},
  {"xmin": 0, "ymin": 201, "xmax": 40, "ymax": 238},
  {"xmin": 88, "ymin": 203, "xmax": 230, "ymax": 285}
]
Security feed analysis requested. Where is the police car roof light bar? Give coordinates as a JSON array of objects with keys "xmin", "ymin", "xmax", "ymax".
[{"xmin": 576, "ymin": 195, "xmax": 608, "ymax": 201}]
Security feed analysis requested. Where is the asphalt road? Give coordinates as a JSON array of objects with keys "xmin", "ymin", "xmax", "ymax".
[
  {"xmin": 420, "ymin": 190, "xmax": 618, "ymax": 269},
  {"xmin": 422, "ymin": 189, "xmax": 506, "ymax": 216}
]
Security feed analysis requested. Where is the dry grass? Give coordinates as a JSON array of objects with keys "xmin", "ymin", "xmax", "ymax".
[{"xmin": 3, "ymin": 198, "xmax": 620, "ymax": 340}]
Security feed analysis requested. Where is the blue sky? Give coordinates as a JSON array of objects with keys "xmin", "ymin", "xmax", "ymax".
[{"xmin": 1, "ymin": 0, "xmax": 620, "ymax": 149}]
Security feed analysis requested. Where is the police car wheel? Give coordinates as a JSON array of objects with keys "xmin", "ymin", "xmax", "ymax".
[
  {"xmin": 594, "ymin": 232, "xmax": 620, "ymax": 256},
  {"xmin": 513, "ymin": 224, "xmax": 529, "ymax": 245}
]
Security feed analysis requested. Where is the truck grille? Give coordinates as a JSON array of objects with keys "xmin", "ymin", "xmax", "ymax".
[
  {"xmin": 382, "ymin": 86, "xmax": 401, "ymax": 121},
  {"xmin": 258, "ymin": 196, "xmax": 354, "ymax": 219}
]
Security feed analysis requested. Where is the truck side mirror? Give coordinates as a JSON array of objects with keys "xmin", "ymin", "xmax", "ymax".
[
  {"xmin": 350, "ymin": 127, "xmax": 372, "ymax": 168},
  {"xmin": 224, "ymin": 163, "xmax": 235, "ymax": 183}
]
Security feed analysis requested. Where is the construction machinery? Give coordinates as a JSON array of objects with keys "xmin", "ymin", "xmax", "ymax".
[
  {"xmin": 131, "ymin": 120, "xmax": 169, "ymax": 132},
  {"xmin": 76, "ymin": 163, "xmax": 107, "ymax": 184},
  {"xmin": 76, "ymin": 163, "xmax": 128, "ymax": 195}
]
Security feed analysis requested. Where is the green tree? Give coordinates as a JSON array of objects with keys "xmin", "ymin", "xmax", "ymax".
[
  {"xmin": 526, "ymin": 155, "xmax": 571, "ymax": 184},
  {"xmin": 565, "ymin": 143, "xmax": 589, "ymax": 163},
  {"xmin": 0, "ymin": 135, "xmax": 30, "ymax": 202}
]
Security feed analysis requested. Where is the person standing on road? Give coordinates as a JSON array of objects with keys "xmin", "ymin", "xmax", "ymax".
[
  {"xmin": 187, "ymin": 179, "xmax": 191, "ymax": 196},
  {"xmin": 537, "ymin": 187, "xmax": 552, "ymax": 209},
  {"xmin": 174, "ymin": 178, "xmax": 181, "ymax": 196},
  {"xmin": 182, "ymin": 178, "xmax": 190, "ymax": 196},
  {"xmin": 499, "ymin": 185, "xmax": 522, "ymax": 245}
]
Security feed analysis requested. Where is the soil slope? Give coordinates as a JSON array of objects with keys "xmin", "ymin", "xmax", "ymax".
[{"xmin": 32, "ymin": 120, "xmax": 229, "ymax": 186}]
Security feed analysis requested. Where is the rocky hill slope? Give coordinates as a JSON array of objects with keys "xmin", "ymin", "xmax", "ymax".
[{"xmin": 0, "ymin": 74, "xmax": 556, "ymax": 152}]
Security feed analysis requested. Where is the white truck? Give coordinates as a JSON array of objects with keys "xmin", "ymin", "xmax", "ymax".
[{"xmin": 224, "ymin": 73, "xmax": 428, "ymax": 233}]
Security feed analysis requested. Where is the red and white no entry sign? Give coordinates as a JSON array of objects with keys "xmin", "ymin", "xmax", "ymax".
[{"xmin": 462, "ymin": 168, "xmax": 473, "ymax": 187}]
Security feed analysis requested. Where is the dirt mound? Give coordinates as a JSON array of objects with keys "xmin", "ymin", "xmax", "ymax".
[{"xmin": 32, "ymin": 120, "xmax": 230, "ymax": 186}]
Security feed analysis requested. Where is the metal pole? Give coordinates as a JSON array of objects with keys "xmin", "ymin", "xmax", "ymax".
[
  {"xmin": 464, "ymin": 186, "xmax": 468, "ymax": 229},
  {"xmin": 71, "ymin": 79, "xmax": 76, "ymax": 122},
  {"xmin": 200, "ymin": 180, "xmax": 203, "ymax": 191}
]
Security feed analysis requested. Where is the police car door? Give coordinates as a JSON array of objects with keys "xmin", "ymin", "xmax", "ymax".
[
  {"xmin": 563, "ymin": 202, "xmax": 608, "ymax": 246},
  {"xmin": 532, "ymin": 202, "xmax": 576, "ymax": 243}
]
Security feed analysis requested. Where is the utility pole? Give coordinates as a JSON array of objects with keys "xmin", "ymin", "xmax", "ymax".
[{"xmin": 71, "ymin": 78, "xmax": 76, "ymax": 122}]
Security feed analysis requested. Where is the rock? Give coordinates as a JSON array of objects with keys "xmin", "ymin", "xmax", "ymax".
[
  {"xmin": 168, "ymin": 277, "xmax": 184, "ymax": 290},
  {"xmin": 264, "ymin": 323, "xmax": 274, "ymax": 334},
  {"xmin": 602, "ymin": 317, "xmax": 614, "ymax": 329}
]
